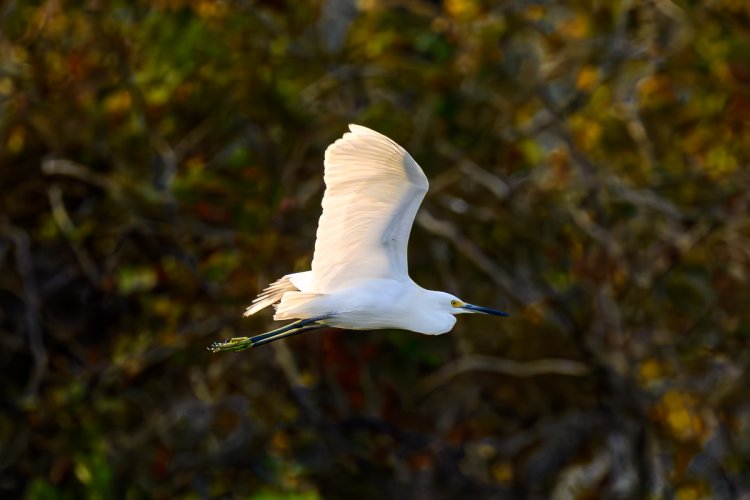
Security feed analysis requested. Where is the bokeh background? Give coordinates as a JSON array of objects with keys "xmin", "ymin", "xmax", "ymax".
[{"xmin": 1, "ymin": 0, "xmax": 750, "ymax": 498}]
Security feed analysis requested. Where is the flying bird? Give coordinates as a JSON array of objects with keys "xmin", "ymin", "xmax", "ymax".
[{"xmin": 210, "ymin": 125, "xmax": 508, "ymax": 352}]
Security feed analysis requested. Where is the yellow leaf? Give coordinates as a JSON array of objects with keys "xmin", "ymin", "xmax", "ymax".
[
  {"xmin": 0, "ymin": 77, "xmax": 13, "ymax": 96},
  {"xmin": 657, "ymin": 390, "xmax": 703, "ymax": 442},
  {"xmin": 74, "ymin": 461, "xmax": 92, "ymax": 485},
  {"xmin": 445, "ymin": 0, "xmax": 480, "ymax": 19},
  {"xmin": 559, "ymin": 14, "xmax": 590, "ymax": 39},
  {"xmin": 639, "ymin": 359, "xmax": 662, "ymax": 383},
  {"xmin": 704, "ymin": 147, "xmax": 738, "ymax": 178},
  {"xmin": 7, "ymin": 127, "xmax": 24, "ymax": 153},
  {"xmin": 524, "ymin": 6, "xmax": 545, "ymax": 21},
  {"xmin": 103, "ymin": 90, "xmax": 132, "ymax": 115},
  {"xmin": 675, "ymin": 485, "xmax": 700, "ymax": 500},
  {"xmin": 196, "ymin": 0, "xmax": 227, "ymax": 17},
  {"xmin": 492, "ymin": 462, "xmax": 514, "ymax": 484},
  {"xmin": 576, "ymin": 65, "xmax": 599, "ymax": 91}
]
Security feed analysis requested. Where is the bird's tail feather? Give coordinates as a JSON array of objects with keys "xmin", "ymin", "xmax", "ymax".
[{"xmin": 244, "ymin": 275, "xmax": 298, "ymax": 317}]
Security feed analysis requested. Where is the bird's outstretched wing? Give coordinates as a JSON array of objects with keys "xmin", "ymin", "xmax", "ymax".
[{"xmin": 310, "ymin": 124, "xmax": 429, "ymax": 292}]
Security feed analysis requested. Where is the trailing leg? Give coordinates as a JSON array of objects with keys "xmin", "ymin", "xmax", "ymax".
[{"xmin": 208, "ymin": 315, "xmax": 331, "ymax": 352}]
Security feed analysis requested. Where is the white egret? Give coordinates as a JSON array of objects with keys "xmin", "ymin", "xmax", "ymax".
[{"xmin": 210, "ymin": 125, "xmax": 508, "ymax": 352}]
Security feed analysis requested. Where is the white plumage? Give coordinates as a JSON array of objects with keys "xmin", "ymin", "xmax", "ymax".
[{"xmin": 210, "ymin": 125, "xmax": 508, "ymax": 352}]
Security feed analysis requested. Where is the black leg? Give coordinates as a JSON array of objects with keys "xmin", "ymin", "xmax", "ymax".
[
  {"xmin": 208, "ymin": 315, "xmax": 331, "ymax": 353},
  {"xmin": 247, "ymin": 324, "xmax": 326, "ymax": 348}
]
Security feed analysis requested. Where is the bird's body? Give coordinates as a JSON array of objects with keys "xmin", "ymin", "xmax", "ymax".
[
  {"xmin": 263, "ymin": 274, "xmax": 458, "ymax": 334},
  {"xmin": 210, "ymin": 125, "xmax": 507, "ymax": 352}
]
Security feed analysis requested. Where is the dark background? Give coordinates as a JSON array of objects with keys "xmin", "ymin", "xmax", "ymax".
[{"xmin": 1, "ymin": 0, "xmax": 749, "ymax": 498}]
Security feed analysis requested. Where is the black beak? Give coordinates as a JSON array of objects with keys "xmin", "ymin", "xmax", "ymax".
[{"xmin": 462, "ymin": 303, "xmax": 510, "ymax": 317}]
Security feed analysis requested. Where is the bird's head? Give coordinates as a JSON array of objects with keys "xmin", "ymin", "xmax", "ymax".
[{"xmin": 436, "ymin": 292, "xmax": 510, "ymax": 318}]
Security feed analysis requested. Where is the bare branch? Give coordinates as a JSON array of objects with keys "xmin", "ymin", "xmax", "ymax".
[
  {"xmin": 0, "ymin": 220, "xmax": 47, "ymax": 401},
  {"xmin": 42, "ymin": 158, "xmax": 120, "ymax": 194},
  {"xmin": 47, "ymin": 185, "xmax": 100, "ymax": 284},
  {"xmin": 421, "ymin": 354, "xmax": 589, "ymax": 395}
]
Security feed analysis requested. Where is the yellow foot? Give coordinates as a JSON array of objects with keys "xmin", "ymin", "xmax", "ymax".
[{"xmin": 208, "ymin": 337, "xmax": 252, "ymax": 353}]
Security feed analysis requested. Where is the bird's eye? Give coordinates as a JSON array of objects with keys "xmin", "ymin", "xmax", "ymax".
[{"xmin": 451, "ymin": 300, "xmax": 459, "ymax": 307}]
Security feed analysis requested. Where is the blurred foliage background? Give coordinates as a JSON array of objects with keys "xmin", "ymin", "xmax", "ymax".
[{"xmin": 1, "ymin": 0, "xmax": 749, "ymax": 498}]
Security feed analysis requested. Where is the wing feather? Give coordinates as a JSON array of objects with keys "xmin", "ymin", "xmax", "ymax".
[{"xmin": 310, "ymin": 125, "xmax": 428, "ymax": 292}]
